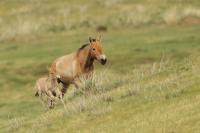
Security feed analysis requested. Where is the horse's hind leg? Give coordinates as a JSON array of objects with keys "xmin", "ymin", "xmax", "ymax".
[
  {"xmin": 61, "ymin": 83, "xmax": 69, "ymax": 97},
  {"xmin": 54, "ymin": 82, "xmax": 63, "ymax": 99},
  {"xmin": 53, "ymin": 83, "xmax": 67, "ymax": 109}
]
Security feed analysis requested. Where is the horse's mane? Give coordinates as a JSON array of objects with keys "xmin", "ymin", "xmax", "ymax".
[
  {"xmin": 78, "ymin": 39, "xmax": 96, "ymax": 51},
  {"xmin": 78, "ymin": 43, "xmax": 89, "ymax": 51}
]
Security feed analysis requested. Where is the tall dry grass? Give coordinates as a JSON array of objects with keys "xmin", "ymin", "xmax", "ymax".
[
  {"xmin": 7, "ymin": 53, "xmax": 200, "ymax": 132},
  {"xmin": 1, "ymin": 1, "xmax": 200, "ymax": 41},
  {"xmin": 163, "ymin": 6, "xmax": 200, "ymax": 25}
]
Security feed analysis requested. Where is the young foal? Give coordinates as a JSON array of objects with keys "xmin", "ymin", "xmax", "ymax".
[
  {"xmin": 34, "ymin": 76, "xmax": 62, "ymax": 108},
  {"xmin": 49, "ymin": 37, "xmax": 107, "ymax": 97}
]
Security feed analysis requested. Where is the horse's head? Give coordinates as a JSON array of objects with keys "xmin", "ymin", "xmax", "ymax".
[{"xmin": 89, "ymin": 37, "xmax": 107, "ymax": 65}]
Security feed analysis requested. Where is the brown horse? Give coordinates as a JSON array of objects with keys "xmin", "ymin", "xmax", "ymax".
[{"xmin": 49, "ymin": 37, "xmax": 107, "ymax": 97}]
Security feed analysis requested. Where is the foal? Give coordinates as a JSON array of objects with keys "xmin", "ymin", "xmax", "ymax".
[
  {"xmin": 49, "ymin": 37, "xmax": 107, "ymax": 97},
  {"xmin": 34, "ymin": 76, "xmax": 62, "ymax": 108}
]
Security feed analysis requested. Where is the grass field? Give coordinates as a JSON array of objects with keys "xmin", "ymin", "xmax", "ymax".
[{"xmin": 1, "ymin": 0, "xmax": 200, "ymax": 133}]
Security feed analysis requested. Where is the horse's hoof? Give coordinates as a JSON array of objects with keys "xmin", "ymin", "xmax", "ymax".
[{"xmin": 49, "ymin": 106, "xmax": 54, "ymax": 109}]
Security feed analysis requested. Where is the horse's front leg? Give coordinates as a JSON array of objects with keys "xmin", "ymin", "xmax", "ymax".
[
  {"xmin": 72, "ymin": 79, "xmax": 83, "ymax": 96},
  {"xmin": 72, "ymin": 79, "xmax": 81, "ymax": 90}
]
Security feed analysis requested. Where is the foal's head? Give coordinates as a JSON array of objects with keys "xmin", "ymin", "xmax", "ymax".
[{"xmin": 89, "ymin": 37, "xmax": 107, "ymax": 65}]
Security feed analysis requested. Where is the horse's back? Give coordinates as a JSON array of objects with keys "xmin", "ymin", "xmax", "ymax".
[{"xmin": 52, "ymin": 53, "xmax": 77, "ymax": 77}]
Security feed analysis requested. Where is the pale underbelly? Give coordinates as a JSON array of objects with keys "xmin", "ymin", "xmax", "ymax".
[{"xmin": 56, "ymin": 64, "xmax": 80, "ymax": 82}]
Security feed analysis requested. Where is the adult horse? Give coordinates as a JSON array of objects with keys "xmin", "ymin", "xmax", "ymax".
[{"xmin": 49, "ymin": 37, "xmax": 107, "ymax": 97}]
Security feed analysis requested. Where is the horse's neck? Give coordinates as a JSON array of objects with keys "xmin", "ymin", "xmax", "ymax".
[{"xmin": 77, "ymin": 46, "xmax": 94, "ymax": 72}]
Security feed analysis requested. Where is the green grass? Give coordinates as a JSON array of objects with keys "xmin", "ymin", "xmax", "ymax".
[{"xmin": 1, "ymin": 0, "xmax": 200, "ymax": 133}]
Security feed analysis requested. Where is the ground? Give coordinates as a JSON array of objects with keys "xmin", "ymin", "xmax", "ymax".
[{"xmin": 0, "ymin": 0, "xmax": 200, "ymax": 133}]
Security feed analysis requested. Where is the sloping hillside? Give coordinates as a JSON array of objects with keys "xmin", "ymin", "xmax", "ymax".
[{"xmin": 0, "ymin": 0, "xmax": 200, "ymax": 133}]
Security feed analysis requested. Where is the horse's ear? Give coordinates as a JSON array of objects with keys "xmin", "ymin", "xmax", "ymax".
[{"xmin": 89, "ymin": 37, "xmax": 92, "ymax": 43}]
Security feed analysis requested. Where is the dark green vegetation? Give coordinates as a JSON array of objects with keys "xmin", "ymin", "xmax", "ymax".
[{"xmin": 0, "ymin": 0, "xmax": 200, "ymax": 132}]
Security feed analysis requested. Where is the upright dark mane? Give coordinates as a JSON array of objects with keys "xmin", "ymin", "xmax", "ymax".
[
  {"xmin": 78, "ymin": 38, "xmax": 97, "ymax": 51},
  {"xmin": 78, "ymin": 43, "xmax": 89, "ymax": 51},
  {"xmin": 77, "ymin": 42, "xmax": 94, "ymax": 69}
]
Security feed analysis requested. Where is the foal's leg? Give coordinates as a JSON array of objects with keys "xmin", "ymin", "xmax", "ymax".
[
  {"xmin": 50, "ymin": 99, "xmax": 55, "ymax": 109},
  {"xmin": 46, "ymin": 90, "xmax": 55, "ymax": 100},
  {"xmin": 45, "ymin": 82, "xmax": 56, "ymax": 109},
  {"xmin": 35, "ymin": 85, "xmax": 48, "ymax": 109},
  {"xmin": 39, "ymin": 93, "xmax": 50, "ymax": 110},
  {"xmin": 46, "ymin": 92, "xmax": 56, "ymax": 109}
]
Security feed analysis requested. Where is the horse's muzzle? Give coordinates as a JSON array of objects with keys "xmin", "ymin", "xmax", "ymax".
[{"xmin": 100, "ymin": 58, "xmax": 107, "ymax": 65}]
